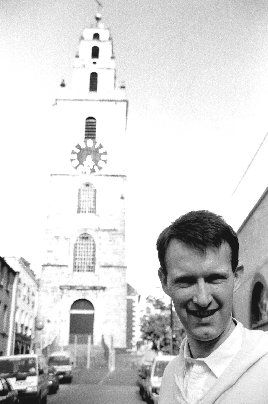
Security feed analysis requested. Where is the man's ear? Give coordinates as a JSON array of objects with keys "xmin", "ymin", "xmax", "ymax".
[
  {"xmin": 234, "ymin": 265, "xmax": 244, "ymax": 292},
  {"xmin": 158, "ymin": 267, "xmax": 171, "ymax": 297}
]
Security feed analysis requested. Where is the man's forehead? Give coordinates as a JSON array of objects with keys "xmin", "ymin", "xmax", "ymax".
[{"xmin": 166, "ymin": 239, "xmax": 231, "ymax": 260}]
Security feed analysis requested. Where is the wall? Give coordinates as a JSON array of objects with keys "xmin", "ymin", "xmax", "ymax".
[{"xmin": 233, "ymin": 188, "xmax": 268, "ymax": 330}]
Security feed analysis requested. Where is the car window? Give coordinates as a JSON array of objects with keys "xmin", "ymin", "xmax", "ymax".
[
  {"xmin": 153, "ymin": 361, "xmax": 169, "ymax": 377},
  {"xmin": 17, "ymin": 358, "xmax": 36, "ymax": 373},
  {"xmin": 48, "ymin": 356, "xmax": 70, "ymax": 366},
  {"xmin": 0, "ymin": 360, "xmax": 14, "ymax": 374}
]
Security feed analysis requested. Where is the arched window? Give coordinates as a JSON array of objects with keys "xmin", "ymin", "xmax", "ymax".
[
  {"xmin": 93, "ymin": 33, "xmax": 99, "ymax": 40},
  {"xmin": 73, "ymin": 233, "xmax": 96, "ymax": 272},
  {"xmin": 77, "ymin": 183, "xmax": 96, "ymax": 214},
  {"xmin": 92, "ymin": 46, "xmax": 99, "ymax": 59},
  {"xmin": 71, "ymin": 299, "xmax": 94, "ymax": 311},
  {"xmin": 89, "ymin": 72, "xmax": 98, "ymax": 92},
  {"xmin": 85, "ymin": 117, "xmax": 96, "ymax": 140},
  {"xmin": 251, "ymin": 282, "xmax": 268, "ymax": 327}
]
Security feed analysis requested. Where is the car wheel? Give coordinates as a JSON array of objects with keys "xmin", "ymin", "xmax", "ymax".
[
  {"xmin": 41, "ymin": 394, "xmax": 47, "ymax": 404},
  {"xmin": 140, "ymin": 388, "xmax": 146, "ymax": 401}
]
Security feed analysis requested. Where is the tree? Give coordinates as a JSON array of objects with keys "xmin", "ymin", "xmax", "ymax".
[{"xmin": 140, "ymin": 296, "xmax": 185, "ymax": 354}]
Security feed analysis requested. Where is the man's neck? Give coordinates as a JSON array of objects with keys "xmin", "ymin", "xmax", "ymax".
[{"xmin": 187, "ymin": 318, "xmax": 236, "ymax": 359}]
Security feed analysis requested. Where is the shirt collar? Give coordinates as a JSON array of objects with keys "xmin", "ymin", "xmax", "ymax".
[{"xmin": 183, "ymin": 320, "xmax": 243, "ymax": 378}]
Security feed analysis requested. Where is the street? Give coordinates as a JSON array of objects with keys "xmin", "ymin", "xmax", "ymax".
[
  {"xmin": 48, "ymin": 353, "xmax": 143, "ymax": 404},
  {"xmin": 48, "ymin": 383, "xmax": 141, "ymax": 404}
]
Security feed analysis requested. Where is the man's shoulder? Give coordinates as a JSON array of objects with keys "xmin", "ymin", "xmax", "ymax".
[
  {"xmin": 243, "ymin": 324, "xmax": 268, "ymax": 346},
  {"xmin": 163, "ymin": 354, "xmax": 180, "ymax": 372},
  {"xmin": 159, "ymin": 355, "xmax": 185, "ymax": 404},
  {"xmin": 235, "ymin": 324, "xmax": 268, "ymax": 369}
]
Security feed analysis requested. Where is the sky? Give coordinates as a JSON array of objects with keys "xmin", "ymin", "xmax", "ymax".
[{"xmin": 1, "ymin": 0, "xmax": 268, "ymax": 294}]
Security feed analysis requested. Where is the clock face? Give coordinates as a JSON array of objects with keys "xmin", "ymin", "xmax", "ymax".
[{"xmin": 70, "ymin": 139, "xmax": 107, "ymax": 174}]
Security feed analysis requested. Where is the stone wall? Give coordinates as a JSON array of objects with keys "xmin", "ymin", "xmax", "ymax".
[{"xmin": 233, "ymin": 188, "xmax": 268, "ymax": 330}]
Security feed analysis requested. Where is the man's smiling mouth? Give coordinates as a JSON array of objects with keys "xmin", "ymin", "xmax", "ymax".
[{"xmin": 187, "ymin": 308, "xmax": 218, "ymax": 318}]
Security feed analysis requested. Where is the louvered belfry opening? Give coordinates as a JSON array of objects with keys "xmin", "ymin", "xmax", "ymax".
[
  {"xmin": 85, "ymin": 117, "xmax": 96, "ymax": 140},
  {"xmin": 77, "ymin": 183, "xmax": 96, "ymax": 214},
  {"xmin": 73, "ymin": 233, "xmax": 96, "ymax": 272},
  {"xmin": 89, "ymin": 72, "xmax": 98, "ymax": 92},
  {"xmin": 91, "ymin": 46, "xmax": 99, "ymax": 59}
]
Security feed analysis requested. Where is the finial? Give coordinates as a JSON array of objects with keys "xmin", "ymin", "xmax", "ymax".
[
  {"xmin": 94, "ymin": 0, "xmax": 103, "ymax": 26},
  {"xmin": 95, "ymin": 12, "xmax": 102, "ymax": 22}
]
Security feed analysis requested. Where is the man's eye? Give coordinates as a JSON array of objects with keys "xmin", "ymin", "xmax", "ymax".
[
  {"xmin": 206, "ymin": 275, "xmax": 226, "ymax": 283},
  {"xmin": 176, "ymin": 278, "xmax": 195, "ymax": 287}
]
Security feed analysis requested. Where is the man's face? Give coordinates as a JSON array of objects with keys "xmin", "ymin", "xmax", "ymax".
[{"xmin": 160, "ymin": 240, "xmax": 237, "ymax": 343}]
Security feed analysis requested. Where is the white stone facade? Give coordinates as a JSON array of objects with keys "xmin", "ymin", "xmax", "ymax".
[
  {"xmin": 38, "ymin": 13, "xmax": 128, "ymax": 350},
  {"xmin": 5, "ymin": 257, "xmax": 38, "ymax": 354}
]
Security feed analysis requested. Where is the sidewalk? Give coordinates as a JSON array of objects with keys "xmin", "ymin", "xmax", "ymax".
[{"xmin": 104, "ymin": 352, "xmax": 138, "ymax": 386}]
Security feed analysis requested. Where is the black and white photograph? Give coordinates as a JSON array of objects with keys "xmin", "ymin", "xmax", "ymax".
[{"xmin": 1, "ymin": 1, "xmax": 268, "ymax": 403}]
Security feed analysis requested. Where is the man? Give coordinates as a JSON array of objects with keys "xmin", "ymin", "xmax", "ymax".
[{"xmin": 157, "ymin": 210, "xmax": 268, "ymax": 404}]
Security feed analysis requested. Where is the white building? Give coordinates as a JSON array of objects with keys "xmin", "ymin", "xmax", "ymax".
[
  {"xmin": 5, "ymin": 257, "xmax": 38, "ymax": 355},
  {"xmin": 38, "ymin": 13, "xmax": 128, "ymax": 352}
]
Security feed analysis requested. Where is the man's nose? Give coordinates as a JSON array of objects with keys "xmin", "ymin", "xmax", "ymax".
[{"xmin": 193, "ymin": 280, "xmax": 212, "ymax": 307}]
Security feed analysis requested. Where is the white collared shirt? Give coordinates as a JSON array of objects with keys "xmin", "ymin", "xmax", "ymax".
[{"xmin": 176, "ymin": 321, "xmax": 243, "ymax": 403}]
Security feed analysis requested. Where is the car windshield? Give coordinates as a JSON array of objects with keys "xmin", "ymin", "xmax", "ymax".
[
  {"xmin": 0, "ymin": 357, "xmax": 37, "ymax": 377},
  {"xmin": 48, "ymin": 356, "xmax": 70, "ymax": 366},
  {"xmin": 153, "ymin": 361, "xmax": 169, "ymax": 377}
]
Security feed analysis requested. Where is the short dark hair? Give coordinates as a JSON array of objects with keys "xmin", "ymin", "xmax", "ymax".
[{"xmin": 156, "ymin": 210, "xmax": 239, "ymax": 276}]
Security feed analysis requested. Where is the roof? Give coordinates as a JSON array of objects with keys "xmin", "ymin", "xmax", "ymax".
[
  {"xmin": 0, "ymin": 257, "xmax": 16, "ymax": 274},
  {"xmin": 237, "ymin": 186, "xmax": 268, "ymax": 233}
]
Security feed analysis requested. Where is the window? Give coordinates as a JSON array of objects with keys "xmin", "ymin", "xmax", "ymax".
[
  {"xmin": 3, "ymin": 305, "xmax": 8, "ymax": 332},
  {"xmin": 0, "ymin": 265, "xmax": 3, "ymax": 286},
  {"xmin": 92, "ymin": 46, "xmax": 99, "ymax": 59},
  {"xmin": 93, "ymin": 33, "xmax": 99, "ymax": 40},
  {"xmin": 251, "ymin": 281, "xmax": 268, "ymax": 327},
  {"xmin": 89, "ymin": 72, "xmax": 98, "ymax": 92},
  {"xmin": 6, "ymin": 271, "xmax": 11, "ymax": 291},
  {"xmin": 73, "ymin": 233, "xmax": 96, "ymax": 272},
  {"xmin": 27, "ymin": 287, "xmax": 30, "ymax": 304},
  {"xmin": 77, "ymin": 183, "xmax": 96, "ymax": 214},
  {"xmin": 85, "ymin": 117, "xmax": 96, "ymax": 140}
]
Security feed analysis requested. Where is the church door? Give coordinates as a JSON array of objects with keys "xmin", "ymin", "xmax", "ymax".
[{"xmin": 69, "ymin": 299, "xmax": 94, "ymax": 344}]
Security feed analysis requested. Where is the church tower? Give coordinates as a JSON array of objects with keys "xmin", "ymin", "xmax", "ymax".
[{"xmin": 38, "ymin": 13, "xmax": 128, "ymax": 353}]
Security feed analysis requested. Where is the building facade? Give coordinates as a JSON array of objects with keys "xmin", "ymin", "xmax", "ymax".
[
  {"xmin": 5, "ymin": 257, "xmax": 38, "ymax": 355},
  {"xmin": 126, "ymin": 284, "xmax": 141, "ymax": 351},
  {"xmin": 0, "ymin": 257, "xmax": 16, "ymax": 356},
  {"xmin": 38, "ymin": 13, "xmax": 128, "ymax": 351},
  {"xmin": 228, "ymin": 134, "xmax": 268, "ymax": 331},
  {"xmin": 233, "ymin": 187, "xmax": 268, "ymax": 331}
]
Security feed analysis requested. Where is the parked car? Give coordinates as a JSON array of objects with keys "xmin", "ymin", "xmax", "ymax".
[
  {"xmin": 0, "ymin": 377, "xmax": 19, "ymax": 403},
  {"xmin": 47, "ymin": 351, "xmax": 73, "ymax": 383},
  {"xmin": 47, "ymin": 367, "xmax": 59, "ymax": 395},
  {"xmin": 0, "ymin": 354, "xmax": 49, "ymax": 404},
  {"xmin": 141, "ymin": 354, "xmax": 176, "ymax": 403}
]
